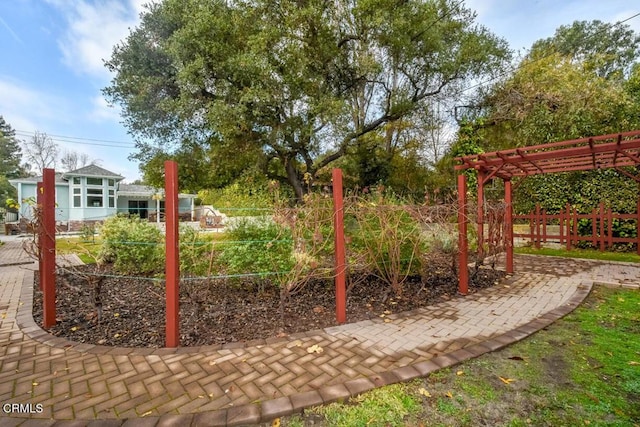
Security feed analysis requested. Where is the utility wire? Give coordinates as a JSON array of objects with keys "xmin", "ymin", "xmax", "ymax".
[{"xmin": 14, "ymin": 130, "xmax": 136, "ymax": 148}]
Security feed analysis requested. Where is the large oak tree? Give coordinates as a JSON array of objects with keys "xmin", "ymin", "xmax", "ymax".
[{"xmin": 104, "ymin": 0, "xmax": 509, "ymax": 199}]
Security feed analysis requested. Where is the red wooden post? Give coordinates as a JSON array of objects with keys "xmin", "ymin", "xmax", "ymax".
[
  {"xmin": 332, "ymin": 169, "xmax": 347, "ymax": 324},
  {"xmin": 607, "ymin": 206, "xmax": 613, "ymax": 249},
  {"xmin": 42, "ymin": 169, "xmax": 56, "ymax": 328},
  {"xmin": 566, "ymin": 204, "xmax": 571, "ymax": 251},
  {"xmin": 559, "ymin": 209, "xmax": 564, "ymax": 245},
  {"xmin": 590, "ymin": 209, "xmax": 595, "ymax": 248},
  {"xmin": 542, "ymin": 209, "xmax": 547, "ymax": 243},
  {"xmin": 599, "ymin": 202, "xmax": 605, "ymax": 251},
  {"xmin": 572, "ymin": 207, "xmax": 578, "ymax": 249},
  {"xmin": 477, "ymin": 170, "xmax": 484, "ymax": 258},
  {"xmin": 636, "ymin": 198, "xmax": 640, "ymax": 255},
  {"xmin": 164, "ymin": 160, "xmax": 180, "ymax": 347},
  {"xmin": 504, "ymin": 179, "xmax": 514, "ymax": 274},
  {"xmin": 535, "ymin": 204, "xmax": 541, "ymax": 249},
  {"xmin": 457, "ymin": 174, "xmax": 468, "ymax": 295},
  {"xmin": 37, "ymin": 181, "xmax": 44, "ymax": 291}
]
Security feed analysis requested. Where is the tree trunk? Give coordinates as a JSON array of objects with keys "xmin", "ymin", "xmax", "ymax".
[{"xmin": 285, "ymin": 159, "xmax": 305, "ymax": 203}]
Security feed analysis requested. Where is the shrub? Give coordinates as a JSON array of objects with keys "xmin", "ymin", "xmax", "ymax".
[
  {"xmin": 216, "ymin": 218, "xmax": 294, "ymax": 278},
  {"xmin": 179, "ymin": 226, "xmax": 222, "ymax": 276},
  {"xmin": 346, "ymin": 196, "xmax": 426, "ymax": 296},
  {"xmin": 98, "ymin": 215, "xmax": 163, "ymax": 274}
]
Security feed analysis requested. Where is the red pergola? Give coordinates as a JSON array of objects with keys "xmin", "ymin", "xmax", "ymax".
[{"xmin": 454, "ymin": 129, "xmax": 640, "ymax": 294}]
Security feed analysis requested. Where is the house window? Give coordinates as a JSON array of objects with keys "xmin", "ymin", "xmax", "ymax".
[
  {"xmin": 87, "ymin": 177, "xmax": 102, "ymax": 186},
  {"xmin": 87, "ymin": 188, "xmax": 103, "ymax": 207},
  {"xmin": 108, "ymin": 179, "xmax": 115, "ymax": 187},
  {"xmin": 108, "ymin": 189, "xmax": 115, "ymax": 208},
  {"xmin": 73, "ymin": 177, "xmax": 81, "ymax": 185},
  {"xmin": 128, "ymin": 200, "xmax": 148, "ymax": 218},
  {"xmin": 73, "ymin": 188, "xmax": 81, "ymax": 208}
]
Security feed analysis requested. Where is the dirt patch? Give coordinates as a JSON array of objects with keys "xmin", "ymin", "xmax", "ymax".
[{"xmin": 32, "ymin": 264, "xmax": 503, "ymax": 348}]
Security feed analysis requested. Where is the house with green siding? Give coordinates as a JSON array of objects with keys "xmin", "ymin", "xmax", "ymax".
[{"xmin": 9, "ymin": 165, "xmax": 196, "ymax": 231}]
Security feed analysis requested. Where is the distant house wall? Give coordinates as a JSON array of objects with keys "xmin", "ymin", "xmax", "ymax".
[
  {"xmin": 68, "ymin": 175, "xmax": 119, "ymax": 221},
  {"xmin": 14, "ymin": 182, "xmax": 68, "ymax": 221}
]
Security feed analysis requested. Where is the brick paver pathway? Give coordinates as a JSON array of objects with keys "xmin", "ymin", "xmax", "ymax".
[{"xmin": 1, "ymin": 238, "xmax": 639, "ymax": 426}]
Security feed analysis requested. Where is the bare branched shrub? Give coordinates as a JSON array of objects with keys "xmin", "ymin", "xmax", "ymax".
[
  {"xmin": 345, "ymin": 195, "xmax": 425, "ymax": 298},
  {"xmin": 410, "ymin": 204, "xmax": 459, "ymax": 281},
  {"xmin": 272, "ymin": 193, "xmax": 335, "ymax": 317}
]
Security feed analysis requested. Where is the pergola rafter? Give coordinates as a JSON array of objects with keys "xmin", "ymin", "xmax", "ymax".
[{"xmin": 454, "ymin": 130, "xmax": 640, "ymax": 294}]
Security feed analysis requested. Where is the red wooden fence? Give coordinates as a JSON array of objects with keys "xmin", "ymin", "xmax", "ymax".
[{"xmin": 514, "ymin": 202, "xmax": 640, "ymax": 254}]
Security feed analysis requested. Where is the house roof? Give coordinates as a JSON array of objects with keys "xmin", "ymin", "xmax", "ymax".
[
  {"xmin": 62, "ymin": 165, "xmax": 124, "ymax": 180},
  {"xmin": 118, "ymin": 184, "xmax": 197, "ymax": 199},
  {"xmin": 9, "ymin": 173, "xmax": 67, "ymax": 184},
  {"xmin": 10, "ymin": 165, "xmax": 125, "ymax": 184}
]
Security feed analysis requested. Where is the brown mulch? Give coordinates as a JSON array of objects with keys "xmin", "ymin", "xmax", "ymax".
[{"xmin": 32, "ymin": 264, "xmax": 504, "ymax": 348}]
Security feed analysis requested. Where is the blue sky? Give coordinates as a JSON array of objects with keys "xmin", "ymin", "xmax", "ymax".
[{"xmin": 0, "ymin": 0, "xmax": 639, "ymax": 183}]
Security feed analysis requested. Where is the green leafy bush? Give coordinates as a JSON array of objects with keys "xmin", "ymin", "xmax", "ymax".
[
  {"xmin": 98, "ymin": 215, "xmax": 164, "ymax": 274},
  {"xmin": 179, "ymin": 225, "xmax": 215, "ymax": 276},
  {"xmin": 216, "ymin": 219, "xmax": 294, "ymax": 278}
]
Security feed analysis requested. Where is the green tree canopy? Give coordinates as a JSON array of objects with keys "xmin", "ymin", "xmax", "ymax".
[
  {"xmin": 448, "ymin": 20, "xmax": 640, "ymax": 214},
  {"xmin": 530, "ymin": 19, "xmax": 640, "ymax": 80},
  {"xmin": 104, "ymin": 0, "xmax": 509, "ymax": 200},
  {"xmin": 0, "ymin": 116, "xmax": 28, "ymax": 209},
  {"xmin": 0, "ymin": 116, "xmax": 25, "ymax": 179}
]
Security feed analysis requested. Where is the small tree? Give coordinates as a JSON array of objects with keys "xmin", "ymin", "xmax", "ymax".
[{"xmin": 23, "ymin": 131, "xmax": 58, "ymax": 175}]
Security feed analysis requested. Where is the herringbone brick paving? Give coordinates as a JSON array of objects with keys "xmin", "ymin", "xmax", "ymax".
[{"xmin": 1, "ymin": 237, "xmax": 639, "ymax": 426}]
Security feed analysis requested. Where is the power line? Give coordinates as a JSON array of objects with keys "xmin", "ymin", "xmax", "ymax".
[{"xmin": 15, "ymin": 130, "xmax": 137, "ymax": 149}]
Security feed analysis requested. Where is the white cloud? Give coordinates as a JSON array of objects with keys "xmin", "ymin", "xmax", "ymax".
[
  {"xmin": 89, "ymin": 94, "xmax": 122, "ymax": 123},
  {"xmin": 0, "ymin": 76, "xmax": 71, "ymax": 132},
  {"xmin": 47, "ymin": 0, "xmax": 149, "ymax": 78}
]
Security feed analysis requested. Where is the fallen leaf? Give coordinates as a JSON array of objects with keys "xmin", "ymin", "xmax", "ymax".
[
  {"xmin": 499, "ymin": 376, "xmax": 515, "ymax": 384},
  {"xmin": 141, "ymin": 411, "xmax": 153, "ymax": 417},
  {"xmin": 208, "ymin": 361, "xmax": 216, "ymax": 366},
  {"xmin": 618, "ymin": 298, "xmax": 625, "ymax": 302},
  {"xmin": 418, "ymin": 388, "xmax": 431, "ymax": 397},
  {"xmin": 456, "ymin": 370, "xmax": 465, "ymax": 376},
  {"xmin": 32, "ymin": 382, "xmax": 38, "ymax": 386},
  {"xmin": 1, "ymin": 313, "xmax": 6, "ymax": 319},
  {"xmin": 445, "ymin": 391, "xmax": 453, "ymax": 398},
  {"xmin": 114, "ymin": 333, "xmax": 121, "ymax": 338},
  {"xmin": 307, "ymin": 344, "xmax": 324, "ymax": 354},
  {"xmin": 383, "ymin": 310, "xmax": 392, "ymax": 315},
  {"xmin": 271, "ymin": 418, "xmax": 281, "ymax": 427},
  {"xmin": 312, "ymin": 306, "xmax": 324, "ymax": 314},
  {"xmin": 114, "ymin": 313, "xmax": 120, "ymax": 317},
  {"xmin": 383, "ymin": 318, "xmax": 392, "ymax": 323},
  {"xmin": 70, "ymin": 326, "xmax": 78, "ymax": 332},
  {"xmin": 628, "ymin": 361, "xmax": 640, "ymax": 366}
]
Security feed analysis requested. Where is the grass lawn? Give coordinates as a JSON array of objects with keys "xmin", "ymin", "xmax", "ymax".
[
  {"xmin": 515, "ymin": 246, "xmax": 640, "ymax": 263},
  {"xmin": 280, "ymin": 286, "xmax": 640, "ymax": 426},
  {"xmin": 56, "ymin": 236, "xmax": 102, "ymax": 264}
]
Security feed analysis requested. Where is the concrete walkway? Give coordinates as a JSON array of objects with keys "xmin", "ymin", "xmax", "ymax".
[{"xmin": 1, "ymin": 238, "xmax": 640, "ymax": 426}]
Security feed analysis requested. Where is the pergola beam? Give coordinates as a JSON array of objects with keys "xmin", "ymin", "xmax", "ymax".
[{"xmin": 453, "ymin": 130, "xmax": 640, "ymax": 294}]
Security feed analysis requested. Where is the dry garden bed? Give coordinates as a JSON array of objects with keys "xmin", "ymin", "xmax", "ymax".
[
  {"xmin": 33, "ymin": 264, "xmax": 502, "ymax": 348},
  {"xmin": 32, "ymin": 196, "xmax": 506, "ymax": 348}
]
